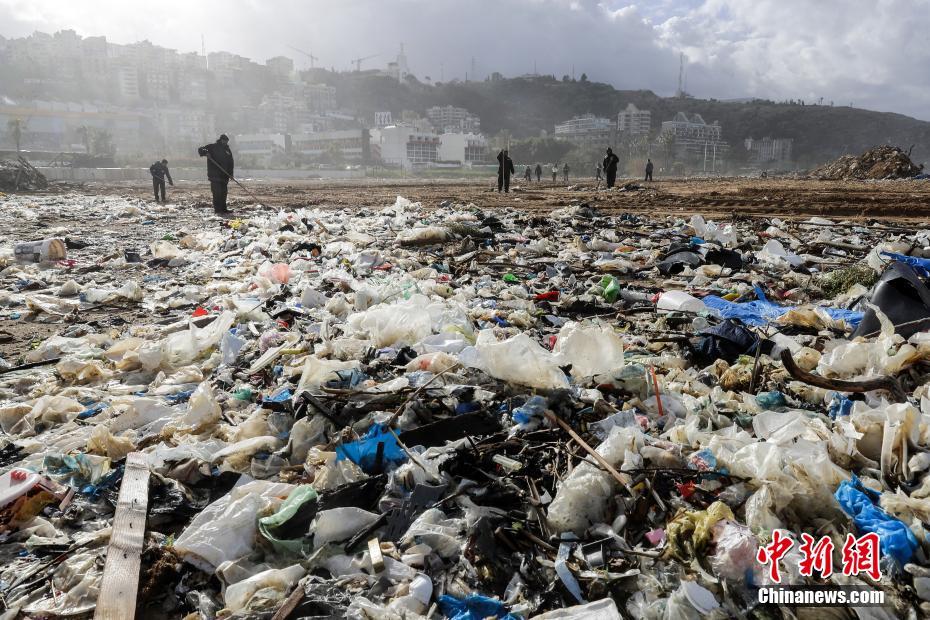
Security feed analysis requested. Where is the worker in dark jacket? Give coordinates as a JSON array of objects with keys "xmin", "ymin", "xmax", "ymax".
[
  {"xmin": 149, "ymin": 159, "xmax": 173, "ymax": 203},
  {"xmin": 645, "ymin": 158, "xmax": 654, "ymax": 182},
  {"xmin": 497, "ymin": 150, "xmax": 515, "ymax": 193},
  {"xmin": 603, "ymin": 147, "xmax": 620, "ymax": 188},
  {"xmin": 534, "ymin": 163, "xmax": 542, "ymax": 182},
  {"xmin": 197, "ymin": 134, "xmax": 234, "ymax": 214}
]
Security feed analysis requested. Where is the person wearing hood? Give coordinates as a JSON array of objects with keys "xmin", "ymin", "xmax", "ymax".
[
  {"xmin": 603, "ymin": 147, "xmax": 620, "ymax": 188},
  {"xmin": 197, "ymin": 134, "xmax": 235, "ymax": 215},
  {"xmin": 497, "ymin": 149, "xmax": 515, "ymax": 193}
]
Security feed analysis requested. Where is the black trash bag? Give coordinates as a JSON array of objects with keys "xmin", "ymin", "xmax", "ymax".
[
  {"xmin": 692, "ymin": 319, "xmax": 760, "ymax": 364},
  {"xmin": 853, "ymin": 262, "xmax": 930, "ymax": 339},
  {"xmin": 703, "ymin": 247, "xmax": 744, "ymax": 270},
  {"xmin": 657, "ymin": 243, "xmax": 704, "ymax": 276}
]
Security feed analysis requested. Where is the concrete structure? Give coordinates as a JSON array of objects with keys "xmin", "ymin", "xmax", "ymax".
[
  {"xmin": 617, "ymin": 103, "xmax": 651, "ymax": 137},
  {"xmin": 375, "ymin": 111, "xmax": 393, "ymax": 128},
  {"xmin": 385, "ymin": 44, "xmax": 410, "ymax": 83},
  {"xmin": 266, "ymin": 56, "xmax": 295, "ymax": 79},
  {"xmin": 658, "ymin": 112, "xmax": 730, "ymax": 169},
  {"xmin": 0, "ymin": 100, "xmax": 145, "ymax": 154},
  {"xmin": 233, "ymin": 133, "xmax": 287, "ymax": 166},
  {"xmin": 438, "ymin": 132, "xmax": 488, "ymax": 165},
  {"xmin": 553, "ymin": 114, "xmax": 612, "ymax": 146},
  {"xmin": 153, "ymin": 108, "xmax": 216, "ymax": 154},
  {"xmin": 374, "ymin": 125, "xmax": 440, "ymax": 169},
  {"xmin": 291, "ymin": 129, "xmax": 368, "ymax": 162},
  {"xmin": 303, "ymin": 84, "xmax": 337, "ymax": 113},
  {"xmin": 744, "ymin": 137, "xmax": 793, "ymax": 163},
  {"xmin": 426, "ymin": 105, "xmax": 480, "ymax": 134}
]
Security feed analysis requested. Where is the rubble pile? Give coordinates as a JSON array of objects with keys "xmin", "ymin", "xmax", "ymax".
[
  {"xmin": 812, "ymin": 144, "xmax": 924, "ymax": 180},
  {"xmin": 3, "ymin": 194, "xmax": 930, "ymax": 617},
  {"xmin": 0, "ymin": 157, "xmax": 48, "ymax": 192}
]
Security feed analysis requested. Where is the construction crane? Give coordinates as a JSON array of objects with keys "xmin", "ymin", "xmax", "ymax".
[
  {"xmin": 351, "ymin": 54, "xmax": 379, "ymax": 72},
  {"xmin": 287, "ymin": 45, "xmax": 318, "ymax": 69}
]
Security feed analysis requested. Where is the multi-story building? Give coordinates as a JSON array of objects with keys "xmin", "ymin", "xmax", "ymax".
[
  {"xmin": 658, "ymin": 112, "xmax": 730, "ymax": 167},
  {"xmin": 266, "ymin": 56, "xmax": 295, "ymax": 80},
  {"xmin": 553, "ymin": 113, "xmax": 612, "ymax": 146},
  {"xmin": 374, "ymin": 125, "xmax": 440, "ymax": 169},
  {"xmin": 291, "ymin": 129, "xmax": 369, "ymax": 162},
  {"xmin": 617, "ymin": 103, "xmax": 651, "ymax": 137},
  {"xmin": 426, "ymin": 105, "xmax": 480, "ymax": 134},
  {"xmin": 303, "ymin": 84, "xmax": 337, "ymax": 113},
  {"xmin": 438, "ymin": 132, "xmax": 488, "ymax": 165},
  {"xmin": 744, "ymin": 137, "xmax": 793, "ymax": 163},
  {"xmin": 374, "ymin": 111, "xmax": 393, "ymax": 128},
  {"xmin": 233, "ymin": 133, "xmax": 287, "ymax": 166}
]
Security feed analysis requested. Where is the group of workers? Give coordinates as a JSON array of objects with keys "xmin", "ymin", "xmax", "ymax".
[
  {"xmin": 496, "ymin": 147, "xmax": 655, "ymax": 192},
  {"xmin": 150, "ymin": 135, "xmax": 658, "ymax": 207},
  {"xmin": 148, "ymin": 133, "xmax": 235, "ymax": 215}
]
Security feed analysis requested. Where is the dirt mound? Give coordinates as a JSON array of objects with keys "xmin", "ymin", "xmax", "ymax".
[
  {"xmin": 0, "ymin": 157, "xmax": 48, "ymax": 191},
  {"xmin": 812, "ymin": 145, "xmax": 923, "ymax": 180}
]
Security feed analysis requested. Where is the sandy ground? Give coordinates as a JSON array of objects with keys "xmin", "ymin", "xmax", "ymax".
[
  {"xmin": 0, "ymin": 175, "xmax": 927, "ymax": 364},
  {"xmin": 66, "ymin": 175, "xmax": 930, "ymax": 220}
]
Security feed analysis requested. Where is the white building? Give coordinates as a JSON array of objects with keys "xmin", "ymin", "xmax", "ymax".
[
  {"xmin": 554, "ymin": 114, "xmax": 612, "ymax": 146},
  {"xmin": 438, "ymin": 132, "xmax": 488, "ymax": 165},
  {"xmin": 374, "ymin": 125, "xmax": 440, "ymax": 169},
  {"xmin": 233, "ymin": 133, "xmax": 287, "ymax": 165},
  {"xmin": 292, "ymin": 129, "xmax": 367, "ymax": 161},
  {"xmin": 426, "ymin": 105, "xmax": 480, "ymax": 134},
  {"xmin": 617, "ymin": 103, "xmax": 651, "ymax": 137},
  {"xmin": 374, "ymin": 111, "xmax": 393, "ymax": 128}
]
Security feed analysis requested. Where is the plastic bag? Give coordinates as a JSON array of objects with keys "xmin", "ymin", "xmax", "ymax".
[
  {"xmin": 336, "ymin": 423, "xmax": 407, "ymax": 473},
  {"xmin": 258, "ymin": 485, "xmax": 318, "ymax": 554},
  {"xmin": 312, "ymin": 507, "xmax": 381, "ymax": 549},
  {"xmin": 174, "ymin": 480, "xmax": 294, "ymax": 572},
  {"xmin": 835, "ymin": 475, "xmax": 917, "ymax": 565},
  {"xmin": 347, "ymin": 298, "xmax": 434, "ymax": 347},
  {"xmin": 437, "ymin": 593, "xmax": 519, "ymax": 620},
  {"xmin": 471, "ymin": 330, "xmax": 569, "ymax": 390},
  {"xmin": 224, "ymin": 564, "xmax": 305, "ymax": 612},
  {"xmin": 552, "ymin": 321, "xmax": 624, "ymax": 379}
]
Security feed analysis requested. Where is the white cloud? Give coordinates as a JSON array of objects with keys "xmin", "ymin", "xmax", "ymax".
[{"xmin": 1, "ymin": 0, "xmax": 929, "ymax": 119}]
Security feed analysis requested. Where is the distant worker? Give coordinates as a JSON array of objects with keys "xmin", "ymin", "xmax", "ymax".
[
  {"xmin": 524, "ymin": 166, "xmax": 532, "ymax": 182},
  {"xmin": 535, "ymin": 163, "xmax": 542, "ymax": 182},
  {"xmin": 497, "ymin": 149, "xmax": 515, "ymax": 193},
  {"xmin": 149, "ymin": 158, "xmax": 173, "ymax": 203},
  {"xmin": 563, "ymin": 162, "xmax": 570, "ymax": 183},
  {"xmin": 551, "ymin": 164, "xmax": 558, "ymax": 183},
  {"xmin": 197, "ymin": 134, "xmax": 234, "ymax": 215},
  {"xmin": 595, "ymin": 162, "xmax": 602, "ymax": 181},
  {"xmin": 645, "ymin": 158, "xmax": 654, "ymax": 182},
  {"xmin": 603, "ymin": 147, "xmax": 619, "ymax": 188}
]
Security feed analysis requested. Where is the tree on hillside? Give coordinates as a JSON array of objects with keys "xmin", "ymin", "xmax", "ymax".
[{"xmin": 580, "ymin": 73, "xmax": 588, "ymax": 83}]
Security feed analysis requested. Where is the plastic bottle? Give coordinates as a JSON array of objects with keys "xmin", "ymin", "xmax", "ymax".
[
  {"xmin": 656, "ymin": 291, "xmax": 706, "ymax": 313},
  {"xmin": 14, "ymin": 238, "xmax": 67, "ymax": 263}
]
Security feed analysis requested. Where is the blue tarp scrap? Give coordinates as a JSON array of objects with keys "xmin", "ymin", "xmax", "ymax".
[
  {"xmin": 881, "ymin": 251, "xmax": 930, "ymax": 277},
  {"xmin": 335, "ymin": 423, "xmax": 407, "ymax": 473},
  {"xmin": 77, "ymin": 402, "xmax": 108, "ymax": 420},
  {"xmin": 835, "ymin": 475, "xmax": 918, "ymax": 566},
  {"xmin": 437, "ymin": 594, "xmax": 521, "ymax": 620},
  {"xmin": 703, "ymin": 284, "xmax": 863, "ymax": 327}
]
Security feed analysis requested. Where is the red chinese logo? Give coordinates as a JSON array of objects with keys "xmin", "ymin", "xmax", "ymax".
[
  {"xmin": 841, "ymin": 532, "xmax": 881, "ymax": 580},
  {"xmin": 756, "ymin": 530, "xmax": 794, "ymax": 583},
  {"xmin": 756, "ymin": 532, "xmax": 881, "ymax": 583}
]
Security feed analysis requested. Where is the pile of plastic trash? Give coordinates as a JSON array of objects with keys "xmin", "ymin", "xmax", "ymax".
[
  {"xmin": 3, "ymin": 194, "xmax": 930, "ymax": 618},
  {"xmin": 811, "ymin": 144, "xmax": 924, "ymax": 180},
  {"xmin": 0, "ymin": 157, "xmax": 48, "ymax": 192}
]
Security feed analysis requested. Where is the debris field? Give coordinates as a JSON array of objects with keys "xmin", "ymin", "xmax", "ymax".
[{"xmin": 1, "ymin": 179, "xmax": 930, "ymax": 618}]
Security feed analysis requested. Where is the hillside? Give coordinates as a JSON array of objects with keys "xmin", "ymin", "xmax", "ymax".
[{"xmin": 310, "ymin": 70, "xmax": 930, "ymax": 169}]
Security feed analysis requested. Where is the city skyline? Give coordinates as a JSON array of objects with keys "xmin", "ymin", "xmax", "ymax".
[{"xmin": 1, "ymin": 0, "xmax": 929, "ymax": 121}]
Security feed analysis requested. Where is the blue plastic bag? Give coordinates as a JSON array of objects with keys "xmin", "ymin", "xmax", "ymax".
[
  {"xmin": 335, "ymin": 423, "xmax": 407, "ymax": 473},
  {"xmin": 703, "ymin": 285, "xmax": 863, "ymax": 327},
  {"xmin": 835, "ymin": 476, "xmax": 917, "ymax": 566},
  {"xmin": 437, "ymin": 594, "xmax": 520, "ymax": 620}
]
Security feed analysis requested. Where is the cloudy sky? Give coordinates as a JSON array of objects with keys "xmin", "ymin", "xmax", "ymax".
[{"xmin": 2, "ymin": 0, "xmax": 929, "ymax": 119}]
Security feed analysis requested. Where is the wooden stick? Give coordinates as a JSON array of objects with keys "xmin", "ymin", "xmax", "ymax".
[
  {"xmin": 780, "ymin": 349, "xmax": 906, "ymax": 402},
  {"xmin": 544, "ymin": 410, "xmax": 635, "ymax": 497},
  {"xmin": 94, "ymin": 453, "xmax": 150, "ymax": 620}
]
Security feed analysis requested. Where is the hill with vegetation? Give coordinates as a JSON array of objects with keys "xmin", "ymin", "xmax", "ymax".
[{"xmin": 310, "ymin": 69, "xmax": 930, "ymax": 170}]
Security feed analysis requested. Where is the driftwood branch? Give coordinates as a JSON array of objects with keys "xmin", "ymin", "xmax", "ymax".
[{"xmin": 780, "ymin": 349, "xmax": 907, "ymax": 402}]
